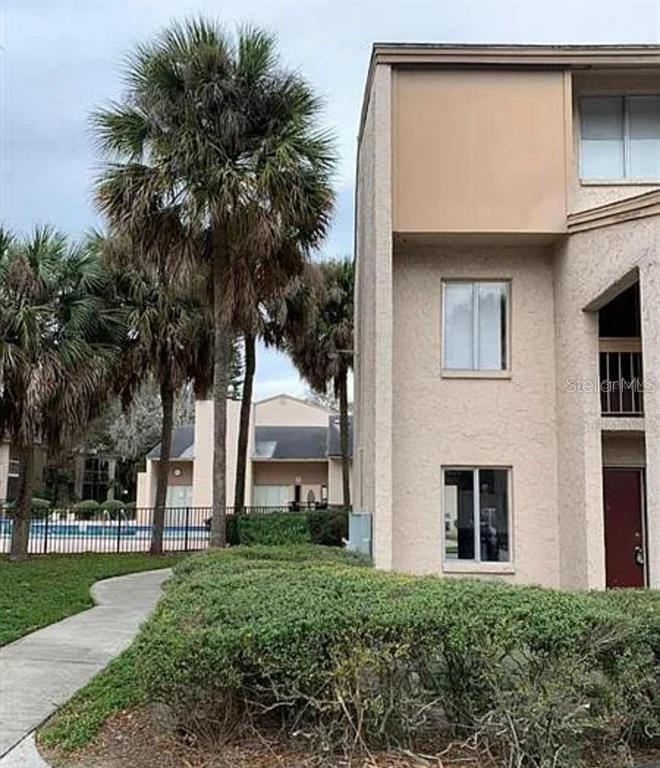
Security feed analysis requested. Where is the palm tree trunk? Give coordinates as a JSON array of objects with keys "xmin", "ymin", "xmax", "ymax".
[
  {"xmin": 234, "ymin": 333, "xmax": 255, "ymax": 513},
  {"xmin": 210, "ymin": 225, "xmax": 228, "ymax": 548},
  {"xmin": 151, "ymin": 377, "xmax": 174, "ymax": 556},
  {"xmin": 337, "ymin": 369, "xmax": 351, "ymax": 509},
  {"xmin": 9, "ymin": 445, "xmax": 35, "ymax": 561}
]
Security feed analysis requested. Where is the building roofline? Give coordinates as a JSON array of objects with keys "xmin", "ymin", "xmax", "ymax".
[
  {"xmin": 255, "ymin": 393, "xmax": 332, "ymax": 413},
  {"xmin": 358, "ymin": 42, "xmax": 660, "ymax": 143}
]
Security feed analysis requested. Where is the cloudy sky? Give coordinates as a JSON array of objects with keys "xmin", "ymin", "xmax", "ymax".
[{"xmin": 2, "ymin": 0, "xmax": 659, "ymax": 399}]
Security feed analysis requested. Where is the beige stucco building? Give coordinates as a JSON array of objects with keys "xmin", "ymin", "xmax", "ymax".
[
  {"xmin": 353, "ymin": 44, "xmax": 660, "ymax": 589},
  {"xmin": 136, "ymin": 394, "xmax": 352, "ymax": 514}
]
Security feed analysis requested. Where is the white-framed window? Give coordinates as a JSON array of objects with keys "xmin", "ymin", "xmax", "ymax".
[
  {"xmin": 443, "ymin": 467, "xmax": 511, "ymax": 563},
  {"xmin": 252, "ymin": 484, "xmax": 291, "ymax": 508},
  {"xmin": 580, "ymin": 95, "xmax": 660, "ymax": 180},
  {"xmin": 442, "ymin": 281, "xmax": 509, "ymax": 371}
]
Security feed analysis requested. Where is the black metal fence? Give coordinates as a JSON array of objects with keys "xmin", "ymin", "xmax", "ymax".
[{"xmin": 0, "ymin": 504, "xmax": 343, "ymax": 555}]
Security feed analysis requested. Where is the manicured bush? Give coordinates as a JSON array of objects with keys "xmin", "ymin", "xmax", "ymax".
[
  {"xmin": 134, "ymin": 548, "xmax": 659, "ymax": 766},
  {"xmin": 99, "ymin": 499, "xmax": 131, "ymax": 520},
  {"xmin": 73, "ymin": 499, "xmax": 101, "ymax": 520},
  {"xmin": 307, "ymin": 508, "xmax": 347, "ymax": 545},
  {"xmin": 226, "ymin": 512, "xmax": 309, "ymax": 546},
  {"xmin": 226, "ymin": 509, "xmax": 349, "ymax": 547}
]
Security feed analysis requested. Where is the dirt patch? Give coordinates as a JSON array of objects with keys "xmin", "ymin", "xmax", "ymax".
[
  {"xmin": 41, "ymin": 706, "xmax": 488, "ymax": 768},
  {"xmin": 41, "ymin": 707, "xmax": 660, "ymax": 768}
]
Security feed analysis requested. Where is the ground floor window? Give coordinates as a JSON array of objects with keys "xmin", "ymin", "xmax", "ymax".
[
  {"xmin": 82, "ymin": 457, "xmax": 110, "ymax": 502},
  {"xmin": 166, "ymin": 485, "xmax": 193, "ymax": 508},
  {"xmin": 443, "ymin": 467, "xmax": 510, "ymax": 562},
  {"xmin": 252, "ymin": 484, "xmax": 291, "ymax": 508}
]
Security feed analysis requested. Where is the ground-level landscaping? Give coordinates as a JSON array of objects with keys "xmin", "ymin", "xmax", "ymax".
[
  {"xmin": 39, "ymin": 545, "xmax": 659, "ymax": 768},
  {"xmin": 0, "ymin": 552, "xmax": 183, "ymax": 647}
]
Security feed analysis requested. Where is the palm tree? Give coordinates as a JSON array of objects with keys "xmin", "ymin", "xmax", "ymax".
[
  {"xmin": 0, "ymin": 227, "xmax": 122, "ymax": 559},
  {"xmin": 93, "ymin": 20, "xmax": 336, "ymax": 546},
  {"xmin": 232, "ymin": 240, "xmax": 310, "ymax": 512},
  {"xmin": 279, "ymin": 259, "xmax": 354, "ymax": 508},
  {"xmin": 104, "ymin": 233, "xmax": 213, "ymax": 555}
]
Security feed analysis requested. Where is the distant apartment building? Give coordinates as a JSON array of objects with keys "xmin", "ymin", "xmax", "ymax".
[
  {"xmin": 137, "ymin": 394, "xmax": 352, "ymax": 513},
  {"xmin": 353, "ymin": 44, "xmax": 660, "ymax": 589}
]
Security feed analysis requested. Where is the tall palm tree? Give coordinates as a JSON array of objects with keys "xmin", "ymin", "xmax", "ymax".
[
  {"xmin": 0, "ymin": 227, "xmax": 122, "ymax": 559},
  {"xmin": 232, "ymin": 239, "xmax": 309, "ymax": 512},
  {"xmin": 93, "ymin": 19, "xmax": 336, "ymax": 546},
  {"xmin": 104, "ymin": 233, "xmax": 213, "ymax": 555},
  {"xmin": 279, "ymin": 259, "xmax": 354, "ymax": 508}
]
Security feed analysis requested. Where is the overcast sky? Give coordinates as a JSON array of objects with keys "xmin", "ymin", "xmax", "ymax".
[{"xmin": 2, "ymin": 0, "xmax": 659, "ymax": 399}]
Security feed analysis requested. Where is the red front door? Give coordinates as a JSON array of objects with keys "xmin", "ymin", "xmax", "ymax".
[{"xmin": 603, "ymin": 469, "xmax": 645, "ymax": 588}]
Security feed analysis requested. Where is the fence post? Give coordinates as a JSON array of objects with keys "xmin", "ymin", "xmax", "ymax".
[
  {"xmin": 116, "ymin": 512, "xmax": 122, "ymax": 554},
  {"xmin": 43, "ymin": 511, "xmax": 49, "ymax": 555},
  {"xmin": 184, "ymin": 507, "xmax": 190, "ymax": 552}
]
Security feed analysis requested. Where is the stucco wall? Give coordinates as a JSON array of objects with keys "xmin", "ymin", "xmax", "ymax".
[
  {"xmin": 192, "ymin": 399, "xmax": 244, "ymax": 508},
  {"xmin": 0, "ymin": 443, "xmax": 9, "ymax": 503},
  {"xmin": 354, "ymin": 63, "xmax": 394, "ymax": 567},
  {"xmin": 252, "ymin": 461, "xmax": 328, "ymax": 486},
  {"xmin": 392, "ymin": 68, "xmax": 568, "ymax": 234},
  {"xmin": 571, "ymin": 71, "xmax": 660, "ymax": 213},
  {"xmin": 391, "ymin": 243, "xmax": 560, "ymax": 586},
  {"xmin": 554, "ymin": 214, "xmax": 660, "ymax": 588},
  {"xmin": 327, "ymin": 457, "xmax": 353, "ymax": 505}
]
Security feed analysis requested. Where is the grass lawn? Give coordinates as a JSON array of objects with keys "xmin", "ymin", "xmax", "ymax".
[{"xmin": 0, "ymin": 552, "xmax": 184, "ymax": 647}]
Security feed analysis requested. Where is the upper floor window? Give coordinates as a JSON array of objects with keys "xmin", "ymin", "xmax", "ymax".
[
  {"xmin": 580, "ymin": 96, "xmax": 660, "ymax": 181},
  {"xmin": 442, "ymin": 281, "xmax": 509, "ymax": 371}
]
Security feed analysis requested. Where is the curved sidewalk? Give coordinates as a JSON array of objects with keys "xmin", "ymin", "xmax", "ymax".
[{"xmin": 0, "ymin": 568, "xmax": 171, "ymax": 765}]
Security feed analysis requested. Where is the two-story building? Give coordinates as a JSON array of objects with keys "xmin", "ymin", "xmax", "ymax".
[
  {"xmin": 137, "ymin": 394, "xmax": 352, "ymax": 514},
  {"xmin": 353, "ymin": 44, "xmax": 660, "ymax": 589}
]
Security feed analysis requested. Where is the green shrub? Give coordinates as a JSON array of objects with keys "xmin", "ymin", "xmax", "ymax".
[
  {"xmin": 2, "ymin": 497, "xmax": 51, "ymax": 519},
  {"xmin": 226, "ymin": 509, "xmax": 349, "ymax": 547},
  {"xmin": 73, "ymin": 499, "xmax": 101, "ymax": 520},
  {"xmin": 100, "ymin": 499, "xmax": 126, "ymax": 511},
  {"xmin": 133, "ymin": 549, "xmax": 659, "ymax": 766},
  {"xmin": 307, "ymin": 508, "xmax": 347, "ymax": 545}
]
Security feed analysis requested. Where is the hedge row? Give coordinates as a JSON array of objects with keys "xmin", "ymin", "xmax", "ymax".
[
  {"xmin": 133, "ymin": 547, "xmax": 660, "ymax": 767},
  {"xmin": 226, "ymin": 509, "xmax": 347, "ymax": 547}
]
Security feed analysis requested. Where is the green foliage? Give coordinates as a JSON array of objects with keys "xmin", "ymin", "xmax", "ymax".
[
  {"xmin": 0, "ymin": 552, "xmax": 183, "ymax": 647},
  {"xmin": 226, "ymin": 510, "xmax": 348, "ymax": 547},
  {"xmin": 130, "ymin": 551, "xmax": 658, "ymax": 766},
  {"xmin": 307, "ymin": 508, "xmax": 347, "ymax": 545},
  {"xmin": 99, "ymin": 499, "xmax": 127, "ymax": 511},
  {"xmin": 73, "ymin": 499, "xmax": 100, "ymax": 520}
]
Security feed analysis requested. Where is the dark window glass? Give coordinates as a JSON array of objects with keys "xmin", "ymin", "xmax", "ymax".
[
  {"xmin": 444, "ymin": 469, "xmax": 474, "ymax": 560},
  {"xmin": 82, "ymin": 457, "xmax": 109, "ymax": 502},
  {"xmin": 479, "ymin": 469, "xmax": 509, "ymax": 562}
]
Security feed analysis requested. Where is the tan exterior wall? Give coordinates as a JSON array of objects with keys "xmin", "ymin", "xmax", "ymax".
[
  {"xmin": 553, "ymin": 214, "xmax": 660, "ymax": 588},
  {"xmin": 255, "ymin": 395, "xmax": 329, "ymax": 427},
  {"xmin": 252, "ymin": 461, "xmax": 328, "ymax": 487},
  {"xmin": 571, "ymin": 71, "xmax": 660, "ymax": 213},
  {"xmin": 0, "ymin": 443, "xmax": 10, "ymax": 503},
  {"xmin": 602, "ymin": 433, "xmax": 646, "ymax": 467},
  {"xmin": 354, "ymin": 63, "xmax": 395, "ymax": 567},
  {"xmin": 192, "ymin": 399, "xmax": 244, "ymax": 508},
  {"xmin": 136, "ymin": 459, "xmax": 157, "ymax": 511},
  {"xmin": 327, "ymin": 457, "xmax": 352, "ymax": 505},
  {"xmin": 390, "ymin": 244, "xmax": 560, "ymax": 585},
  {"xmin": 168, "ymin": 461, "xmax": 193, "ymax": 486},
  {"xmin": 392, "ymin": 69, "xmax": 569, "ymax": 234}
]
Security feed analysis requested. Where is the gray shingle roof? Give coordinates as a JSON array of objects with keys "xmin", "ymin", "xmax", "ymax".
[
  {"xmin": 254, "ymin": 426, "xmax": 328, "ymax": 460},
  {"xmin": 147, "ymin": 425, "xmax": 194, "ymax": 460},
  {"xmin": 327, "ymin": 414, "xmax": 353, "ymax": 458}
]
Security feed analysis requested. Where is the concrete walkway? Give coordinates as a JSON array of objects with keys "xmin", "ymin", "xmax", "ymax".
[{"xmin": 0, "ymin": 568, "xmax": 171, "ymax": 765}]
